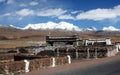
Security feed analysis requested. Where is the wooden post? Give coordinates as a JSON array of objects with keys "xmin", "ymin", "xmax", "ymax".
[{"xmin": 87, "ymin": 48, "xmax": 90, "ymax": 59}]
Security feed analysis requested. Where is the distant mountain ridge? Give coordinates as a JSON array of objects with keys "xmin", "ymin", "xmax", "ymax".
[
  {"xmin": 0, "ymin": 24, "xmax": 120, "ymax": 42},
  {"xmin": 23, "ymin": 21, "xmax": 81, "ymax": 31},
  {"xmin": 0, "ymin": 22, "xmax": 120, "ymax": 32}
]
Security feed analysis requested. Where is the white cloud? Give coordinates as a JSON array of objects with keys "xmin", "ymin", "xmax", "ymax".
[
  {"xmin": 20, "ymin": 1, "xmax": 39, "ymax": 7},
  {"xmin": 103, "ymin": 26, "xmax": 119, "ymax": 31},
  {"xmin": 2, "ymin": 13, "xmax": 11, "ymax": 16},
  {"xmin": 29, "ymin": 1, "xmax": 38, "ymax": 6},
  {"xmin": 37, "ymin": 8, "xmax": 67, "ymax": 17},
  {"xmin": 16, "ymin": 9, "xmax": 34, "ymax": 16},
  {"xmin": 19, "ymin": 3, "xmax": 27, "ymax": 7},
  {"xmin": 14, "ymin": 8, "xmax": 68, "ymax": 19},
  {"xmin": 5, "ymin": 8, "xmax": 74, "ymax": 20},
  {"xmin": 0, "ymin": 0, "xmax": 5, "ymax": 2},
  {"xmin": 76, "ymin": 5, "xmax": 120, "ymax": 21},
  {"xmin": 23, "ymin": 21, "xmax": 81, "ymax": 31},
  {"xmin": 7, "ymin": 0, "xmax": 14, "ymax": 4},
  {"xmin": 71, "ymin": 11, "xmax": 79, "ymax": 14},
  {"xmin": 58, "ymin": 14, "xmax": 75, "ymax": 20}
]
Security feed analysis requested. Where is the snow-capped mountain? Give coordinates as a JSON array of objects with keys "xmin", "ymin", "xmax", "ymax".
[
  {"xmin": 23, "ymin": 21, "xmax": 81, "ymax": 31},
  {"xmin": 84, "ymin": 27, "xmax": 97, "ymax": 31},
  {"xmin": 9, "ymin": 25, "xmax": 23, "ymax": 29},
  {"xmin": 103, "ymin": 26, "xmax": 120, "ymax": 31},
  {"xmin": 1, "ymin": 22, "xmax": 120, "ymax": 32}
]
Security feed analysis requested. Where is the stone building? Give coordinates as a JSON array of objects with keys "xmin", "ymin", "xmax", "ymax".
[
  {"xmin": 85, "ymin": 38, "xmax": 111, "ymax": 46},
  {"xmin": 46, "ymin": 34, "xmax": 81, "ymax": 48}
]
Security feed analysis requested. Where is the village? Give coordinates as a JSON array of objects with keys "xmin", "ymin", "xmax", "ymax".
[{"xmin": 0, "ymin": 34, "xmax": 120, "ymax": 75}]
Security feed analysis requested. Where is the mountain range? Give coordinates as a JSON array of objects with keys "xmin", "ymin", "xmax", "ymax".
[
  {"xmin": 0, "ymin": 23, "xmax": 120, "ymax": 45},
  {"xmin": 2, "ymin": 21, "xmax": 119, "ymax": 31}
]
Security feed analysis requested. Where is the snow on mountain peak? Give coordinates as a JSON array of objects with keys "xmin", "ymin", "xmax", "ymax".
[
  {"xmin": 23, "ymin": 21, "xmax": 81, "ymax": 31},
  {"xmin": 103, "ymin": 26, "xmax": 120, "ymax": 31},
  {"xmin": 86, "ymin": 27, "xmax": 97, "ymax": 31},
  {"xmin": 9, "ymin": 25, "xmax": 23, "ymax": 29}
]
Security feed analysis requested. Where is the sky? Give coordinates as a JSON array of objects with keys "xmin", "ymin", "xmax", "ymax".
[{"xmin": 0, "ymin": 0, "xmax": 120, "ymax": 30}]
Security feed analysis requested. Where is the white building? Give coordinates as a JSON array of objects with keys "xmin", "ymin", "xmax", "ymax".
[{"xmin": 85, "ymin": 38, "xmax": 111, "ymax": 46}]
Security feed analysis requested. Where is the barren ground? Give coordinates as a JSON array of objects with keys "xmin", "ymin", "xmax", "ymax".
[{"xmin": 0, "ymin": 27, "xmax": 120, "ymax": 48}]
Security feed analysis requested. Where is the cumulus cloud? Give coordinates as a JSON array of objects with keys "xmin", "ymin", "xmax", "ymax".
[
  {"xmin": 103, "ymin": 26, "xmax": 120, "ymax": 31},
  {"xmin": 13, "ymin": 8, "xmax": 68, "ymax": 19},
  {"xmin": 29, "ymin": 1, "xmax": 39, "ymax": 6},
  {"xmin": 23, "ymin": 21, "xmax": 81, "ymax": 31},
  {"xmin": 37, "ymin": 8, "xmax": 67, "ymax": 17},
  {"xmin": 20, "ymin": 1, "xmax": 39, "ymax": 7},
  {"xmin": 76, "ymin": 5, "xmax": 120, "ymax": 21},
  {"xmin": 3, "ymin": 7, "xmax": 74, "ymax": 20},
  {"xmin": 58, "ymin": 14, "xmax": 75, "ymax": 20},
  {"xmin": 7, "ymin": 0, "xmax": 14, "ymax": 4},
  {"xmin": 16, "ymin": 9, "xmax": 34, "ymax": 16}
]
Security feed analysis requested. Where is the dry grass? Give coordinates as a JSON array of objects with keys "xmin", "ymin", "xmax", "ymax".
[
  {"xmin": 0, "ymin": 44, "xmax": 30, "ymax": 48},
  {"xmin": 0, "ymin": 27, "xmax": 120, "ymax": 48}
]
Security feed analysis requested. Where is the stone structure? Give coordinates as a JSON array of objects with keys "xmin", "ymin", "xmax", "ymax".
[
  {"xmin": 16, "ymin": 45, "xmax": 45, "ymax": 55},
  {"xmin": 85, "ymin": 38, "xmax": 111, "ymax": 46},
  {"xmin": 0, "ymin": 54, "xmax": 14, "ymax": 62},
  {"xmin": 46, "ymin": 34, "xmax": 81, "ymax": 50}
]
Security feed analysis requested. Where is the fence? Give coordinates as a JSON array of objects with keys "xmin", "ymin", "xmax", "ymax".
[
  {"xmin": 54, "ymin": 46, "xmax": 116, "ymax": 59},
  {"xmin": 0, "ymin": 56, "xmax": 70, "ymax": 75}
]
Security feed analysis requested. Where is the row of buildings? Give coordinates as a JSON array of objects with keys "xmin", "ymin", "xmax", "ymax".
[
  {"xmin": 0, "ymin": 34, "xmax": 120, "ymax": 62},
  {"xmin": 45, "ymin": 34, "xmax": 120, "ymax": 58},
  {"xmin": 46, "ymin": 34, "xmax": 112, "ymax": 47}
]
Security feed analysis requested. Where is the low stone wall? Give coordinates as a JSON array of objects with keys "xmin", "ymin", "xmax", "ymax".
[
  {"xmin": 0, "ymin": 63, "xmax": 5, "ymax": 74},
  {"xmin": 7, "ymin": 61, "xmax": 25, "ymax": 74},
  {"xmin": 29, "ymin": 58, "xmax": 51, "ymax": 71},
  {"xmin": 0, "ymin": 54, "xmax": 14, "ymax": 62},
  {"xmin": 107, "ymin": 47, "xmax": 118, "ymax": 57},
  {"xmin": 0, "ymin": 56, "xmax": 69, "ymax": 75},
  {"xmin": 55, "ymin": 46, "xmax": 118, "ymax": 59},
  {"xmin": 0, "ymin": 61, "xmax": 25, "ymax": 75},
  {"xmin": 55, "ymin": 56, "xmax": 68, "ymax": 65}
]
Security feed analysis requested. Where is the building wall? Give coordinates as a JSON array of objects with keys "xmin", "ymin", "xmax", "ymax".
[
  {"xmin": 105, "ymin": 38, "xmax": 111, "ymax": 45},
  {"xmin": 85, "ymin": 38, "xmax": 111, "ymax": 46},
  {"xmin": 107, "ymin": 48, "xmax": 118, "ymax": 57}
]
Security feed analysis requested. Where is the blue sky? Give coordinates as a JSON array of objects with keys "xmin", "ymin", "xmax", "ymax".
[{"xmin": 0, "ymin": 0, "xmax": 120, "ymax": 30}]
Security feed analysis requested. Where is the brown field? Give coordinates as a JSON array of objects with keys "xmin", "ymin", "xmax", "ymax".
[{"xmin": 0, "ymin": 26, "xmax": 120, "ymax": 48}]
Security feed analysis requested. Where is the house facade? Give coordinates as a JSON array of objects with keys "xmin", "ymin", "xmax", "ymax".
[
  {"xmin": 46, "ymin": 34, "xmax": 81, "ymax": 48},
  {"xmin": 85, "ymin": 38, "xmax": 112, "ymax": 46}
]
